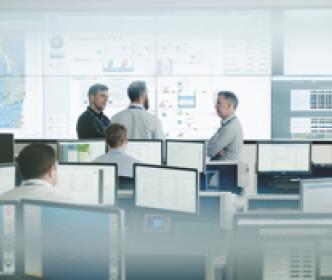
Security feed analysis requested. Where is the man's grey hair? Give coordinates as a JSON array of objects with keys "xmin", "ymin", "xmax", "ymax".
[{"xmin": 217, "ymin": 91, "xmax": 239, "ymax": 109}]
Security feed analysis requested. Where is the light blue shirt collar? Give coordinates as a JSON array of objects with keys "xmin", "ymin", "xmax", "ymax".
[
  {"xmin": 108, "ymin": 148, "xmax": 126, "ymax": 155},
  {"xmin": 221, "ymin": 113, "xmax": 236, "ymax": 126},
  {"xmin": 128, "ymin": 103, "xmax": 144, "ymax": 110},
  {"xmin": 21, "ymin": 179, "xmax": 53, "ymax": 188}
]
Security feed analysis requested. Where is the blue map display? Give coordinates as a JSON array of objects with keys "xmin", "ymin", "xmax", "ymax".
[{"xmin": 0, "ymin": 32, "xmax": 25, "ymax": 128}]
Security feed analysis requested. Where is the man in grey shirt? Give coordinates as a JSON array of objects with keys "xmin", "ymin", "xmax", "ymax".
[
  {"xmin": 111, "ymin": 80, "xmax": 165, "ymax": 140},
  {"xmin": 94, "ymin": 123, "xmax": 141, "ymax": 177},
  {"xmin": 207, "ymin": 91, "xmax": 243, "ymax": 161}
]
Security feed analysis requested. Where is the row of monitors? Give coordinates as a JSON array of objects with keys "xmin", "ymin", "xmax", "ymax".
[
  {"xmin": 14, "ymin": 138, "xmax": 207, "ymax": 173},
  {"xmin": 0, "ymin": 163, "xmax": 199, "ymax": 214},
  {"xmin": 13, "ymin": 138, "xmax": 327, "ymax": 174},
  {"xmin": 2, "ymin": 133, "xmax": 332, "ymax": 173},
  {"xmin": 0, "ymin": 200, "xmax": 125, "ymax": 279}
]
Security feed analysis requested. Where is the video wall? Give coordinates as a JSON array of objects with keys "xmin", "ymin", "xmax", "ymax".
[{"xmin": 0, "ymin": 10, "xmax": 331, "ymax": 139}]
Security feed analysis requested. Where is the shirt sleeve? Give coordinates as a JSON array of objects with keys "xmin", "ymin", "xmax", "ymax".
[
  {"xmin": 207, "ymin": 125, "xmax": 235, "ymax": 158},
  {"xmin": 153, "ymin": 118, "xmax": 165, "ymax": 140}
]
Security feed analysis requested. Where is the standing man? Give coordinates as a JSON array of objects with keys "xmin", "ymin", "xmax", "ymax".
[
  {"xmin": 207, "ymin": 91, "xmax": 243, "ymax": 161},
  {"xmin": 111, "ymin": 80, "xmax": 164, "ymax": 139},
  {"xmin": 76, "ymin": 84, "xmax": 110, "ymax": 139}
]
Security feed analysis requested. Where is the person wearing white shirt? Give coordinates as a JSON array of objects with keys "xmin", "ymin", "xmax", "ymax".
[
  {"xmin": 111, "ymin": 80, "xmax": 165, "ymax": 140},
  {"xmin": 0, "ymin": 144, "xmax": 73, "ymax": 203}
]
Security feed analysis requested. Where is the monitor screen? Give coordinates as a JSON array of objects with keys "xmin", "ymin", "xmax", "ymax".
[
  {"xmin": 125, "ymin": 140, "xmax": 162, "ymax": 165},
  {"xmin": 301, "ymin": 178, "xmax": 332, "ymax": 213},
  {"xmin": 272, "ymin": 77, "xmax": 332, "ymax": 140},
  {"xmin": 135, "ymin": 165, "xmax": 198, "ymax": 214},
  {"xmin": 23, "ymin": 201, "xmax": 124, "ymax": 280},
  {"xmin": 0, "ymin": 134, "xmax": 14, "ymax": 164},
  {"xmin": 56, "ymin": 163, "xmax": 116, "ymax": 205},
  {"xmin": 311, "ymin": 144, "xmax": 332, "ymax": 165},
  {"xmin": 0, "ymin": 164, "xmax": 16, "ymax": 196},
  {"xmin": 0, "ymin": 203, "xmax": 16, "ymax": 276},
  {"xmin": 258, "ymin": 143, "xmax": 311, "ymax": 173},
  {"xmin": 166, "ymin": 140, "xmax": 205, "ymax": 173},
  {"xmin": 58, "ymin": 141, "xmax": 106, "ymax": 162},
  {"xmin": 14, "ymin": 140, "xmax": 58, "ymax": 158}
]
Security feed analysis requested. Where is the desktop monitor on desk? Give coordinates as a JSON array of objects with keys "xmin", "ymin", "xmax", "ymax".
[
  {"xmin": 201, "ymin": 161, "xmax": 240, "ymax": 194},
  {"xmin": 257, "ymin": 142, "xmax": 311, "ymax": 174},
  {"xmin": 22, "ymin": 200, "xmax": 125, "ymax": 280},
  {"xmin": 301, "ymin": 178, "xmax": 332, "ymax": 213},
  {"xmin": 123, "ymin": 140, "xmax": 163, "ymax": 165},
  {"xmin": 166, "ymin": 140, "xmax": 206, "ymax": 173},
  {"xmin": 58, "ymin": 140, "xmax": 106, "ymax": 162},
  {"xmin": 14, "ymin": 139, "xmax": 58, "ymax": 158},
  {"xmin": 57, "ymin": 163, "xmax": 117, "ymax": 205},
  {"xmin": 0, "ymin": 134, "xmax": 14, "ymax": 164},
  {"xmin": 0, "ymin": 164, "xmax": 16, "ymax": 196},
  {"xmin": 134, "ymin": 164, "xmax": 198, "ymax": 214},
  {"xmin": 257, "ymin": 142, "xmax": 311, "ymax": 194}
]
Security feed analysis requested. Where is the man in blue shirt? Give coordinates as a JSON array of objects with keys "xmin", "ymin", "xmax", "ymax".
[
  {"xmin": 94, "ymin": 123, "xmax": 140, "ymax": 178},
  {"xmin": 207, "ymin": 91, "xmax": 243, "ymax": 161}
]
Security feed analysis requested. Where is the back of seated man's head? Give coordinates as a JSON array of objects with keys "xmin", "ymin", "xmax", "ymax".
[
  {"xmin": 105, "ymin": 123, "xmax": 128, "ymax": 149},
  {"xmin": 17, "ymin": 144, "xmax": 57, "ymax": 185}
]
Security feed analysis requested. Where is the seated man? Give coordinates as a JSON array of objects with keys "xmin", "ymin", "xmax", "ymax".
[
  {"xmin": 0, "ymin": 144, "xmax": 73, "ymax": 202},
  {"xmin": 94, "ymin": 123, "xmax": 141, "ymax": 177}
]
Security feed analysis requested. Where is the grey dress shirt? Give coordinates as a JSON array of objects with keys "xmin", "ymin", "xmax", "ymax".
[
  {"xmin": 111, "ymin": 104, "xmax": 165, "ymax": 140},
  {"xmin": 207, "ymin": 114, "xmax": 244, "ymax": 161},
  {"xmin": 93, "ymin": 148, "xmax": 141, "ymax": 177}
]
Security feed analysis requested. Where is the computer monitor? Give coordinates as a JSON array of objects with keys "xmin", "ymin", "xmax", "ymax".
[
  {"xmin": 125, "ymin": 140, "xmax": 162, "ymax": 165},
  {"xmin": 57, "ymin": 163, "xmax": 117, "ymax": 205},
  {"xmin": 14, "ymin": 139, "xmax": 58, "ymax": 158},
  {"xmin": 0, "ymin": 134, "xmax": 14, "ymax": 164},
  {"xmin": 135, "ymin": 164, "xmax": 198, "ymax": 214},
  {"xmin": 58, "ymin": 140, "xmax": 106, "ymax": 162},
  {"xmin": 22, "ymin": 200, "xmax": 124, "ymax": 280},
  {"xmin": 257, "ymin": 142, "xmax": 311, "ymax": 173},
  {"xmin": 301, "ymin": 178, "xmax": 332, "ymax": 213},
  {"xmin": 166, "ymin": 140, "xmax": 206, "ymax": 173},
  {"xmin": 0, "ymin": 164, "xmax": 16, "ymax": 196},
  {"xmin": 311, "ymin": 142, "xmax": 332, "ymax": 166},
  {"xmin": 0, "ymin": 201, "xmax": 17, "ymax": 277}
]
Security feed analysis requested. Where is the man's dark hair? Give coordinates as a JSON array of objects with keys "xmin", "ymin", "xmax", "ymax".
[
  {"xmin": 17, "ymin": 144, "xmax": 56, "ymax": 180},
  {"xmin": 218, "ymin": 91, "xmax": 239, "ymax": 109},
  {"xmin": 105, "ymin": 123, "xmax": 127, "ymax": 148},
  {"xmin": 127, "ymin": 81, "xmax": 146, "ymax": 102},
  {"xmin": 88, "ymin": 83, "xmax": 108, "ymax": 98}
]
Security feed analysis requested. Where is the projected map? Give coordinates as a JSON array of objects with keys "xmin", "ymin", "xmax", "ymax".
[{"xmin": 0, "ymin": 32, "xmax": 25, "ymax": 129}]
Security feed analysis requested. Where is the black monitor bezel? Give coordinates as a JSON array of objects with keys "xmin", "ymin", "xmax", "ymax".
[
  {"xmin": 56, "ymin": 139, "xmax": 107, "ymax": 162},
  {"xmin": 20, "ymin": 199, "xmax": 124, "ymax": 280},
  {"xmin": 300, "ymin": 177, "xmax": 332, "ymax": 212},
  {"xmin": 57, "ymin": 162, "xmax": 118, "ymax": 206},
  {"xmin": 256, "ymin": 141, "xmax": 312, "ymax": 174},
  {"xmin": 119, "ymin": 139, "xmax": 164, "ymax": 165},
  {"xmin": 134, "ymin": 163, "xmax": 199, "ymax": 215},
  {"xmin": 0, "ymin": 133, "xmax": 14, "ymax": 164},
  {"xmin": 165, "ymin": 139, "xmax": 206, "ymax": 173}
]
